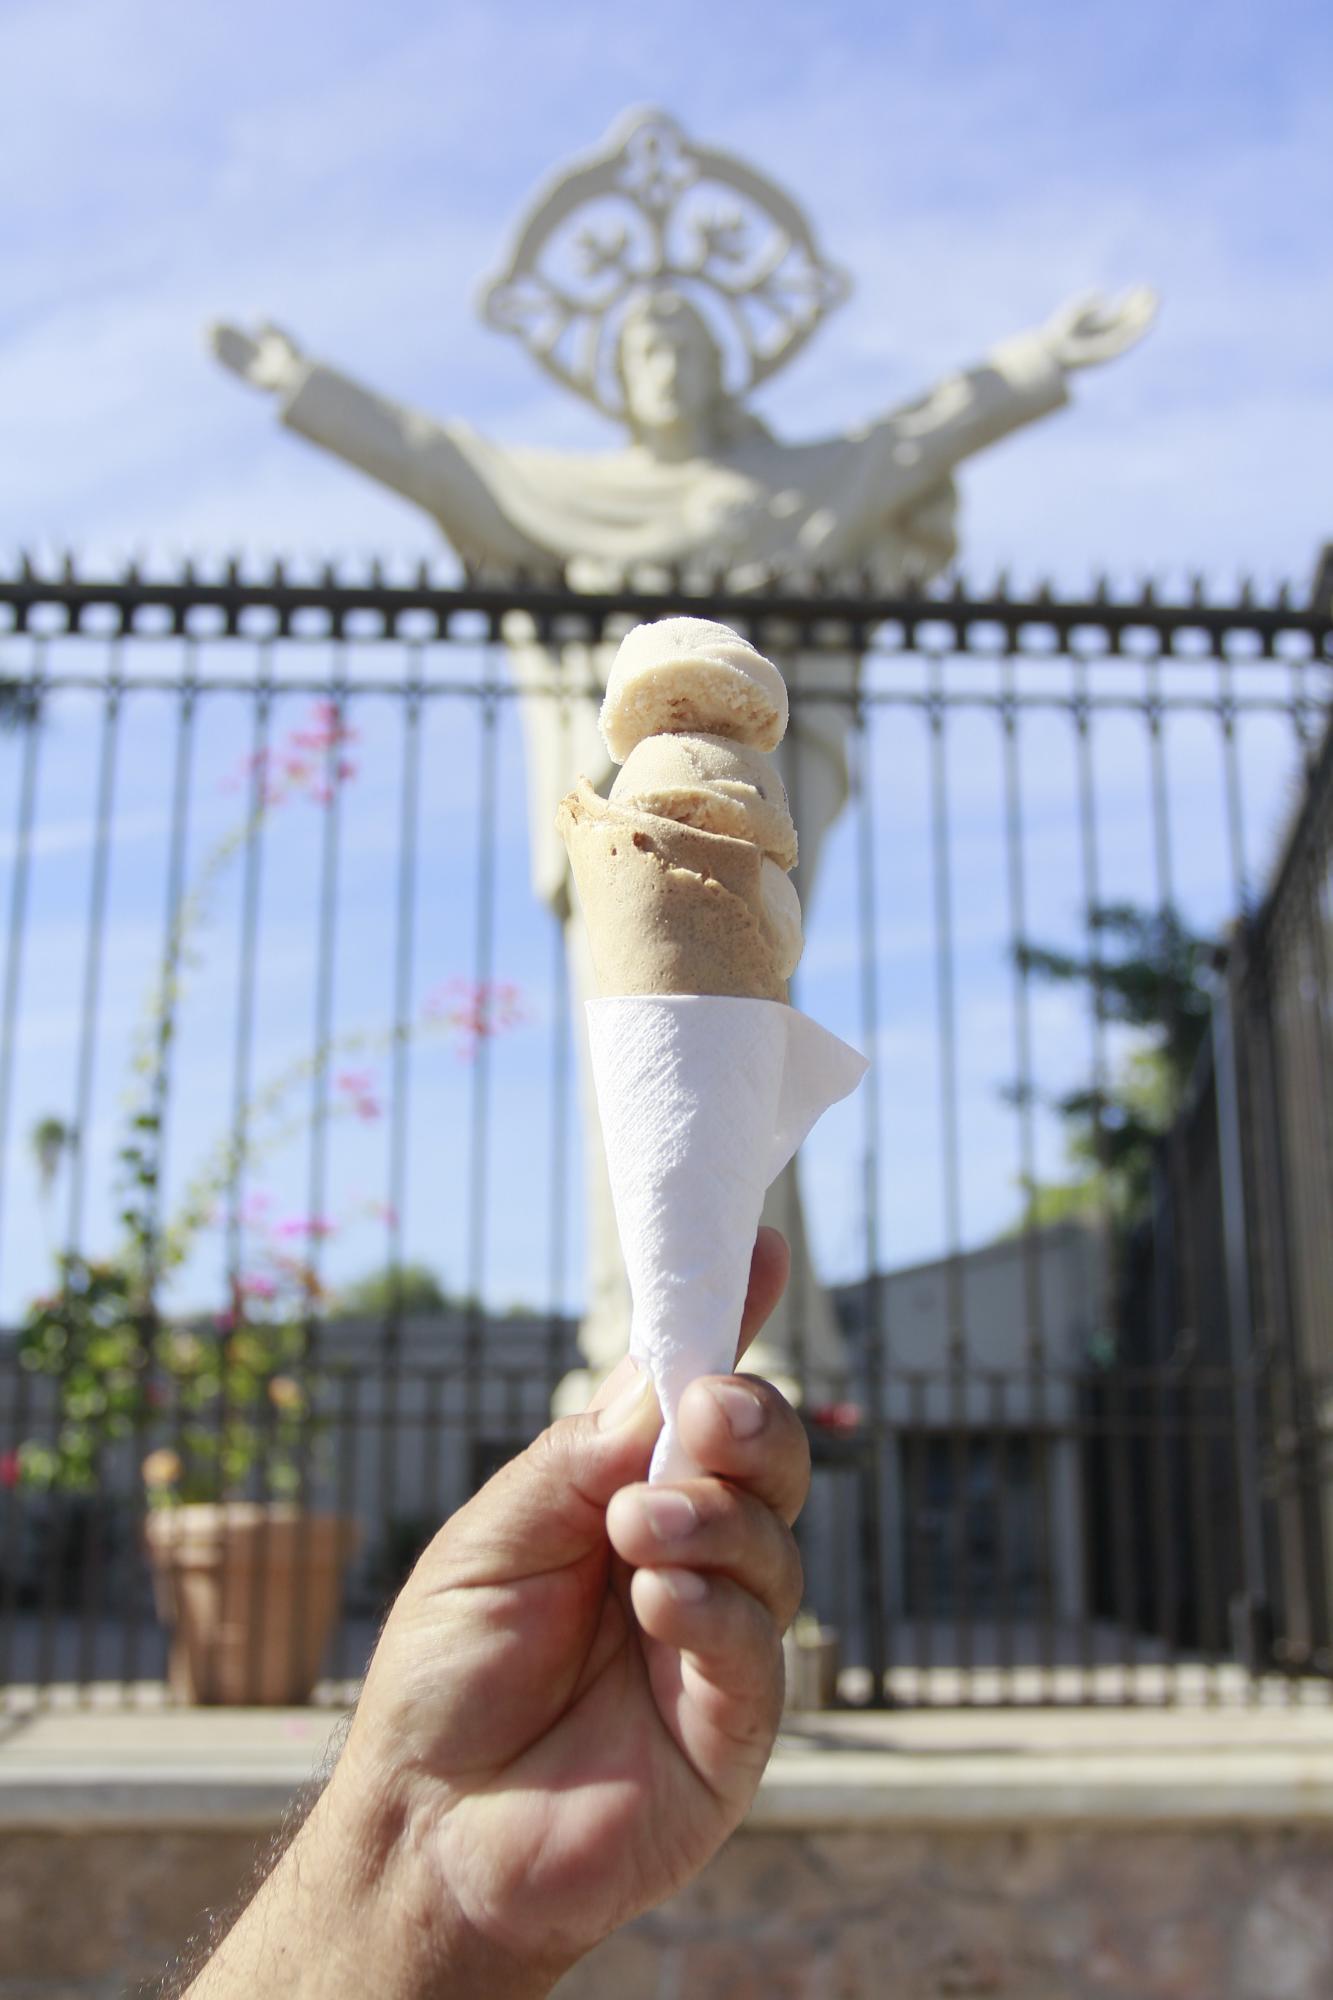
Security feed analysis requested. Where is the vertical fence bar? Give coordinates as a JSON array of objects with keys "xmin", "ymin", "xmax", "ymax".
[
  {"xmin": 118, "ymin": 667, "xmax": 197, "ymax": 1699},
  {"xmin": 332, "ymin": 1367, "xmax": 359, "ymax": 1689},
  {"xmin": 1212, "ymin": 966, "xmax": 1271, "ymax": 1675},
  {"xmin": 463, "ymin": 673, "xmax": 500, "ymax": 1453},
  {"xmin": 1071, "ymin": 652, "xmax": 1117, "ymax": 1702},
  {"xmin": 0, "ymin": 644, "xmax": 45, "ymax": 1307},
  {"xmin": 991, "ymin": 1375, "xmax": 1014, "ymax": 1693},
  {"xmin": 37, "ymin": 666, "xmax": 122, "ymax": 1697},
  {"xmin": 224, "ymin": 669, "xmax": 270, "ymax": 1708},
  {"xmin": 1217, "ymin": 652, "xmax": 1250, "ymax": 910},
  {"xmin": 927, "ymin": 657, "xmax": 971, "ymax": 1698},
  {"xmin": 64, "ymin": 667, "xmax": 121, "ymax": 1259},
  {"xmin": 285, "ymin": 655, "xmax": 348, "ymax": 1701},
  {"xmin": 1000, "ymin": 660, "xmax": 1057, "ymax": 1698},
  {"xmin": 852, "ymin": 695, "xmax": 888, "ymax": 1704},
  {"xmin": 0, "ymin": 644, "xmax": 45, "ymax": 1700},
  {"xmin": 779, "ymin": 636, "xmax": 809, "ymax": 1387},
  {"xmin": 377, "ymin": 651, "xmax": 424, "ymax": 1589},
  {"xmin": 546, "ymin": 654, "xmax": 574, "ymax": 1404},
  {"xmin": 907, "ymin": 1373, "xmax": 930, "ymax": 1697}
]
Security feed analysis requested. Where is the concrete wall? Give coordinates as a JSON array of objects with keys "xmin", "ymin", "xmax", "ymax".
[{"xmin": 3, "ymin": 1821, "xmax": 1331, "ymax": 1999}]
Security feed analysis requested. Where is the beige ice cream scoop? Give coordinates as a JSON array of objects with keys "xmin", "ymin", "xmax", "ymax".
[
  {"xmin": 600, "ymin": 617, "xmax": 788, "ymax": 762},
  {"xmin": 559, "ymin": 615, "xmax": 802, "ymax": 998},
  {"xmin": 609, "ymin": 732, "xmax": 798, "ymax": 871}
]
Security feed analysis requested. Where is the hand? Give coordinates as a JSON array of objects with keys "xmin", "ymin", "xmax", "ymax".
[
  {"xmin": 1041, "ymin": 285, "xmax": 1158, "ymax": 370},
  {"xmin": 205, "ymin": 319, "xmax": 305, "ymax": 394},
  {"xmin": 187, "ymin": 1228, "xmax": 805, "ymax": 1999},
  {"xmin": 344, "ymin": 1224, "xmax": 800, "ymax": 1989}
]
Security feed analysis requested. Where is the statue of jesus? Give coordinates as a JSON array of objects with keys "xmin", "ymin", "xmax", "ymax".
[{"xmin": 208, "ymin": 108, "xmax": 1155, "ymax": 1407}]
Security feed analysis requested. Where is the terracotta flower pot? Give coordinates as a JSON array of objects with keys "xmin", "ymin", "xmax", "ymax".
[{"xmin": 144, "ymin": 1503, "xmax": 359, "ymax": 1705}]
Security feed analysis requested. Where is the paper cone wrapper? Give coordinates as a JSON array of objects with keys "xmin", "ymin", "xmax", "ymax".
[{"xmin": 586, "ymin": 996, "xmax": 869, "ymax": 1481}]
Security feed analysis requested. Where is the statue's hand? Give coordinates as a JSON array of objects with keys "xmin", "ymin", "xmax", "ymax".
[
  {"xmin": 205, "ymin": 319, "xmax": 305, "ymax": 394},
  {"xmin": 1041, "ymin": 286, "xmax": 1158, "ymax": 370}
]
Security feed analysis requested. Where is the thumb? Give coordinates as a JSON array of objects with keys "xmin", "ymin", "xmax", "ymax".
[{"xmin": 439, "ymin": 1362, "xmax": 662, "ymax": 1584}]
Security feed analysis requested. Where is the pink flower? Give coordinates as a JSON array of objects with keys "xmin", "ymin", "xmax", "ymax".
[
  {"xmin": 425, "ymin": 977, "xmax": 526, "ymax": 1059},
  {"xmin": 335, "ymin": 1069, "xmax": 381, "ymax": 1121},
  {"xmin": 276, "ymin": 1215, "xmax": 336, "ymax": 1242},
  {"xmin": 240, "ymin": 1191, "xmax": 272, "ymax": 1226},
  {"xmin": 238, "ymin": 1271, "xmax": 278, "ymax": 1300},
  {"xmin": 288, "ymin": 702, "xmax": 359, "ymax": 757},
  {"xmin": 0, "ymin": 1450, "xmax": 20, "ymax": 1490},
  {"xmin": 368, "ymin": 1200, "xmax": 400, "ymax": 1230}
]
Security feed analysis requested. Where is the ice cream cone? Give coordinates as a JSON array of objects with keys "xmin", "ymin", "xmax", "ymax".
[{"xmin": 556, "ymin": 616, "xmax": 866, "ymax": 1477}]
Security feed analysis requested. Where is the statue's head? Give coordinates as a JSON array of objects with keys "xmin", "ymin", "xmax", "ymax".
[{"xmin": 615, "ymin": 291, "xmax": 730, "ymax": 451}]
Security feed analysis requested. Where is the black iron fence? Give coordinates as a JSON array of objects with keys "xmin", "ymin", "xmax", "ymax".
[{"xmin": 1, "ymin": 557, "xmax": 1330, "ymax": 1708}]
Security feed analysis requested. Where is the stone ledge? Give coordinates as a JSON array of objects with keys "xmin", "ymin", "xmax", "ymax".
[{"xmin": 4, "ymin": 1702, "xmax": 1333, "ymax": 1831}]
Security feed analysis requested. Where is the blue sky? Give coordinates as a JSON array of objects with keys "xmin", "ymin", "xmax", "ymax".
[
  {"xmin": 5, "ymin": 0, "xmax": 1331, "ymax": 578},
  {"xmin": 1, "ymin": 0, "xmax": 1330, "ymax": 1327}
]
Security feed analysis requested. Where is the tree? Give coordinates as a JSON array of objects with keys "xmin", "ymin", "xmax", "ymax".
[
  {"xmin": 1014, "ymin": 903, "xmax": 1218, "ymax": 1227},
  {"xmin": 335, "ymin": 1263, "xmax": 452, "ymax": 1320}
]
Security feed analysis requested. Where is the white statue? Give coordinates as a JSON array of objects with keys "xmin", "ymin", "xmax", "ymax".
[{"xmin": 208, "ymin": 107, "xmax": 1155, "ymax": 1407}]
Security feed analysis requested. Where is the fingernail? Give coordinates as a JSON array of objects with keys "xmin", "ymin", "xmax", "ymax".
[
  {"xmin": 597, "ymin": 1361, "xmax": 652, "ymax": 1431},
  {"xmin": 642, "ymin": 1489, "xmax": 698, "ymax": 1541},
  {"xmin": 710, "ymin": 1381, "xmax": 765, "ymax": 1438},
  {"xmin": 659, "ymin": 1567, "xmax": 709, "ymax": 1603}
]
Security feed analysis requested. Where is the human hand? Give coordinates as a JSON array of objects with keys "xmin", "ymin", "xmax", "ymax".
[
  {"xmin": 205, "ymin": 319, "xmax": 305, "ymax": 394},
  {"xmin": 316, "ymin": 1226, "xmax": 803, "ymax": 1996},
  {"xmin": 1041, "ymin": 285, "xmax": 1158, "ymax": 370}
]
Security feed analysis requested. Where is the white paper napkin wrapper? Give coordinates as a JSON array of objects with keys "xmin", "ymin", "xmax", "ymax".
[{"xmin": 586, "ymin": 996, "xmax": 869, "ymax": 1481}]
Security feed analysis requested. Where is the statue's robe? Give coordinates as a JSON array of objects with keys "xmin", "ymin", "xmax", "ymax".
[{"xmin": 276, "ymin": 339, "xmax": 1068, "ymax": 1392}]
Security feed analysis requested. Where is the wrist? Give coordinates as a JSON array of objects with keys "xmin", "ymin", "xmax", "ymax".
[
  {"xmin": 183, "ymin": 1752, "xmax": 552, "ymax": 2000},
  {"xmin": 316, "ymin": 1748, "xmax": 558, "ymax": 2000}
]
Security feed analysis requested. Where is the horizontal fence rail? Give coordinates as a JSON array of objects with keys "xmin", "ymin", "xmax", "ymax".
[{"xmin": 1, "ymin": 560, "xmax": 1330, "ymax": 1711}]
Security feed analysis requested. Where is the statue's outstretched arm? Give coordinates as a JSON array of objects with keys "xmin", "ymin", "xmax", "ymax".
[
  {"xmin": 205, "ymin": 318, "xmax": 537, "ymax": 564},
  {"xmin": 1039, "ymin": 286, "xmax": 1158, "ymax": 370},
  {"xmin": 208, "ymin": 320, "xmax": 307, "ymax": 395},
  {"xmin": 874, "ymin": 285, "xmax": 1158, "ymax": 482}
]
